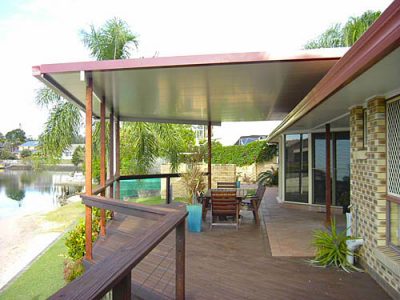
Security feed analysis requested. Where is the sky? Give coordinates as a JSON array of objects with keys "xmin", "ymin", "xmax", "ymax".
[{"xmin": 0, "ymin": 0, "xmax": 393, "ymax": 141}]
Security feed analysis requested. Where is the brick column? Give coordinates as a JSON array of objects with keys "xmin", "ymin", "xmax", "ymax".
[{"xmin": 367, "ymin": 97, "xmax": 387, "ymax": 247}]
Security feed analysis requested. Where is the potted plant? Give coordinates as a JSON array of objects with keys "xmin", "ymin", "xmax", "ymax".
[{"xmin": 181, "ymin": 164, "xmax": 206, "ymax": 232}]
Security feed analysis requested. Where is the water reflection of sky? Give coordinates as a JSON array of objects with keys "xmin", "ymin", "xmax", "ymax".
[{"xmin": 0, "ymin": 170, "xmax": 82, "ymax": 219}]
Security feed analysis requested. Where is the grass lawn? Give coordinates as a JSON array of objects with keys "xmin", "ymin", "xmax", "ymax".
[
  {"xmin": 132, "ymin": 196, "xmax": 187, "ymax": 205},
  {"xmin": 0, "ymin": 234, "xmax": 67, "ymax": 300},
  {"xmin": 0, "ymin": 201, "xmax": 85, "ymax": 300}
]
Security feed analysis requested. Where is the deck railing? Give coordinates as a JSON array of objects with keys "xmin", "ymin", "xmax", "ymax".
[{"xmin": 50, "ymin": 194, "xmax": 187, "ymax": 299}]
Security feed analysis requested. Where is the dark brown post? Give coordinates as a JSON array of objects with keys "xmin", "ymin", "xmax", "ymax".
[
  {"xmin": 112, "ymin": 272, "xmax": 131, "ymax": 300},
  {"xmin": 85, "ymin": 78, "xmax": 93, "ymax": 261},
  {"xmin": 166, "ymin": 176, "xmax": 171, "ymax": 204},
  {"xmin": 115, "ymin": 117, "xmax": 121, "ymax": 200},
  {"xmin": 325, "ymin": 123, "xmax": 332, "ymax": 225},
  {"xmin": 109, "ymin": 110, "xmax": 114, "ymax": 198},
  {"xmin": 207, "ymin": 122, "xmax": 212, "ymax": 189},
  {"xmin": 100, "ymin": 99, "xmax": 106, "ymax": 236},
  {"xmin": 176, "ymin": 220, "xmax": 185, "ymax": 300}
]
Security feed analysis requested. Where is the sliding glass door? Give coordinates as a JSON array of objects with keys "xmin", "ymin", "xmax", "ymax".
[
  {"xmin": 312, "ymin": 132, "xmax": 350, "ymax": 206},
  {"xmin": 284, "ymin": 134, "xmax": 308, "ymax": 203}
]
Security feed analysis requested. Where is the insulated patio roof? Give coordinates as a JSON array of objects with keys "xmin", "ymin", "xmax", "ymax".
[{"xmin": 32, "ymin": 49, "xmax": 345, "ymax": 125}]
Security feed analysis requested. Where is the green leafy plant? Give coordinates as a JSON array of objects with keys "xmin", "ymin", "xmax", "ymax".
[
  {"xmin": 64, "ymin": 259, "xmax": 85, "ymax": 283},
  {"xmin": 311, "ymin": 219, "xmax": 360, "ymax": 272},
  {"xmin": 65, "ymin": 208, "xmax": 111, "ymax": 261},
  {"xmin": 211, "ymin": 141, "xmax": 277, "ymax": 166},
  {"xmin": 257, "ymin": 167, "xmax": 278, "ymax": 186},
  {"xmin": 181, "ymin": 164, "xmax": 206, "ymax": 204}
]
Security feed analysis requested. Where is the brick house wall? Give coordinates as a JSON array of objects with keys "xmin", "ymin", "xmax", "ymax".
[{"xmin": 350, "ymin": 97, "xmax": 400, "ymax": 297}]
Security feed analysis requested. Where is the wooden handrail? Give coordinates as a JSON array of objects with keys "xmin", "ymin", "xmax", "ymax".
[
  {"xmin": 119, "ymin": 172, "xmax": 209, "ymax": 181},
  {"xmin": 92, "ymin": 176, "xmax": 120, "ymax": 196},
  {"xmin": 50, "ymin": 199, "xmax": 187, "ymax": 300}
]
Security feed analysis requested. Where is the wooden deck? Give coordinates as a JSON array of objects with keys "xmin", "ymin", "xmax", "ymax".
[{"xmin": 90, "ymin": 188, "xmax": 390, "ymax": 300}]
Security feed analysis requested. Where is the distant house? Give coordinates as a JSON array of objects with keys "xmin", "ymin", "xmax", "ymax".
[
  {"xmin": 234, "ymin": 135, "xmax": 267, "ymax": 146},
  {"xmin": 18, "ymin": 141, "xmax": 39, "ymax": 152},
  {"xmin": 62, "ymin": 144, "xmax": 84, "ymax": 160}
]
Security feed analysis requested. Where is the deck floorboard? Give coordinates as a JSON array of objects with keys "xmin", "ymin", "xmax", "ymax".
[{"xmin": 91, "ymin": 188, "xmax": 390, "ymax": 300}]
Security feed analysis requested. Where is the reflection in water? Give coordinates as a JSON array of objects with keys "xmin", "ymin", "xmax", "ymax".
[{"xmin": 0, "ymin": 170, "xmax": 83, "ymax": 219}]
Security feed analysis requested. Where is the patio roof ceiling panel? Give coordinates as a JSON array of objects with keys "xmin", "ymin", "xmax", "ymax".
[{"xmin": 33, "ymin": 50, "xmax": 345, "ymax": 124}]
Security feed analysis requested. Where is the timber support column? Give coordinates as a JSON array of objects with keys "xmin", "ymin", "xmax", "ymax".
[
  {"xmin": 85, "ymin": 78, "xmax": 93, "ymax": 261},
  {"xmin": 100, "ymin": 98, "xmax": 106, "ymax": 236},
  {"xmin": 109, "ymin": 110, "xmax": 114, "ymax": 198},
  {"xmin": 325, "ymin": 123, "xmax": 332, "ymax": 225},
  {"xmin": 115, "ymin": 116, "xmax": 121, "ymax": 200},
  {"xmin": 207, "ymin": 122, "xmax": 212, "ymax": 189}
]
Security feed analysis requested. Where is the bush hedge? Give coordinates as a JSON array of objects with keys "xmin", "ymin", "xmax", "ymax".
[{"xmin": 211, "ymin": 141, "xmax": 277, "ymax": 166}]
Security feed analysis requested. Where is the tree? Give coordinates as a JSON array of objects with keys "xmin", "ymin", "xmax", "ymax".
[
  {"xmin": 36, "ymin": 18, "xmax": 193, "ymax": 174},
  {"xmin": 72, "ymin": 146, "xmax": 84, "ymax": 167},
  {"xmin": 304, "ymin": 10, "xmax": 381, "ymax": 49},
  {"xmin": 20, "ymin": 149, "xmax": 32, "ymax": 158},
  {"xmin": 81, "ymin": 17, "xmax": 138, "ymax": 60},
  {"xmin": 5, "ymin": 129, "xmax": 26, "ymax": 146},
  {"xmin": 0, "ymin": 132, "xmax": 4, "ymax": 142},
  {"xmin": 342, "ymin": 11, "xmax": 381, "ymax": 46}
]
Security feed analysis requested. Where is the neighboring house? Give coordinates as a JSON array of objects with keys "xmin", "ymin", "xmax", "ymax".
[
  {"xmin": 17, "ymin": 140, "xmax": 39, "ymax": 157},
  {"xmin": 192, "ymin": 125, "xmax": 206, "ymax": 145},
  {"xmin": 268, "ymin": 3, "xmax": 400, "ymax": 298},
  {"xmin": 234, "ymin": 135, "xmax": 267, "ymax": 146},
  {"xmin": 62, "ymin": 144, "xmax": 84, "ymax": 160}
]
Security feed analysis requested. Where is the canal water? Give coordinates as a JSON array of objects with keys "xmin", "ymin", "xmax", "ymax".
[{"xmin": 0, "ymin": 170, "xmax": 83, "ymax": 219}]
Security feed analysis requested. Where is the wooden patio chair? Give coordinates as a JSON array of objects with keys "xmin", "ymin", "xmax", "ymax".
[
  {"xmin": 217, "ymin": 182, "xmax": 237, "ymax": 189},
  {"xmin": 242, "ymin": 184, "xmax": 266, "ymax": 225},
  {"xmin": 210, "ymin": 190, "xmax": 240, "ymax": 230}
]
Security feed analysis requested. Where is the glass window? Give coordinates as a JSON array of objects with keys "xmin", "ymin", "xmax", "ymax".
[
  {"xmin": 284, "ymin": 134, "xmax": 308, "ymax": 203},
  {"xmin": 387, "ymin": 97, "xmax": 400, "ymax": 249}
]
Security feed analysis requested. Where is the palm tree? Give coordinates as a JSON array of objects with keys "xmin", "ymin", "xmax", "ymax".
[
  {"xmin": 342, "ymin": 11, "xmax": 381, "ymax": 46},
  {"xmin": 36, "ymin": 18, "xmax": 192, "ymax": 173},
  {"xmin": 304, "ymin": 10, "xmax": 381, "ymax": 49},
  {"xmin": 81, "ymin": 17, "xmax": 138, "ymax": 60}
]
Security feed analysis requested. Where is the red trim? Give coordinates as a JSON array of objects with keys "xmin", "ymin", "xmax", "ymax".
[
  {"xmin": 268, "ymin": 0, "xmax": 400, "ymax": 141},
  {"xmin": 32, "ymin": 50, "xmax": 343, "ymax": 76}
]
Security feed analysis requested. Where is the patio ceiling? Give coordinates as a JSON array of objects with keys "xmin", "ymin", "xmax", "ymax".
[{"xmin": 32, "ymin": 49, "xmax": 345, "ymax": 125}]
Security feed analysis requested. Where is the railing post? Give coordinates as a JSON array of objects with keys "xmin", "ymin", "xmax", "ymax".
[
  {"xmin": 176, "ymin": 219, "xmax": 185, "ymax": 300},
  {"xmin": 100, "ymin": 97, "xmax": 106, "ymax": 236},
  {"xmin": 85, "ymin": 77, "xmax": 93, "ymax": 261},
  {"xmin": 112, "ymin": 272, "xmax": 131, "ymax": 300},
  {"xmin": 115, "ymin": 117, "xmax": 121, "ymax": 200},
  {"xmin": 166, "ymin": 176, "xmax": 171, "ymax": 204}
]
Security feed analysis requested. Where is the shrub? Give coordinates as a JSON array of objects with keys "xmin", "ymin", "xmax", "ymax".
[
  {"xmin": 64, "ymin": 207, "xmax": 112, "ymax": 262},
  {"xmin": 311, "ymin": 218, "xmax": 360, "ymax": 272},
  {"xmin": 211, "ymin": 141, "xmax": 277, "ymax": 166},
  {"xmin": 20, "ymin": 149, "xmax": 32, "ymax": 158},
  {"xmin": 64, "ymin": 259, "xmax": 85, "ymax": 283}
]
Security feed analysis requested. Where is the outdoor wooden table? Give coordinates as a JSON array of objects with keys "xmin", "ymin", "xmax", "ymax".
[{"xmin": 200, "ymin": 188, "xmax": 247, "ymax": 220}]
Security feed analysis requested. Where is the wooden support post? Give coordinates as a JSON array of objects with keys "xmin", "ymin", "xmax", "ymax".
[
  {"xmin": 176, "ymin": 220, "xmax": 185, "ymax": 300},
  {"xmin": 112, "ymin": 272, "xmax": 131, "ymax": 300},
  {"xmin": 325, "ymin": 123, "xmax": 332, "ymax": 225},
  {"xmin": 100, "ymin": 99, "xmax": 106, "ymax": 236},
  {"xmin": 85, "ymin": 78, "xmax": 93, "ymax": 261},
  {"xmin": 207, "ymin": 122, "xmax": 212, "ymax": 189},
  {"xmin": 115, "ymin": 117, "xmax": 120, "ymax": 200},
  {"xmin": 166, "ymin": 177, "xmax": 171, "ymax": 204},
  {"xmin": 109, "ymin": 110, "xmax": 114, "ymax": 199}
]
